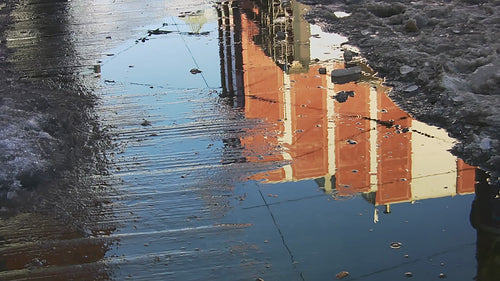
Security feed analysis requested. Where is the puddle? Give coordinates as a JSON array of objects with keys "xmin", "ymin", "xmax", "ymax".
[
  {"xmin": 96, "ymin": 0, "xmax": 479, "ymax": 280},
  {"xmin": 1, "ymin": 0, "xmax": 496, "ymax": 281}
]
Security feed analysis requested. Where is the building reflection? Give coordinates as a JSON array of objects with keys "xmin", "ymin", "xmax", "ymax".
[
  {"xmin": 216, "ymin": 0, "xmax": 476, "ymax": 206},
  {"xmin": 217, "ymin": 1, "xmax": 500, "ymax": 277}
]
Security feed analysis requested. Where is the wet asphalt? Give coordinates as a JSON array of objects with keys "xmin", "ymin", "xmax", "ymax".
[{"xmin": 0, "ymin": 1, "xmax": 489, "ymax": 280}]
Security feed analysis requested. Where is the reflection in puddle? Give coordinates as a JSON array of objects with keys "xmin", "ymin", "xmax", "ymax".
[
  {"xmin": 217, "ymin": 0, "xmax": 476, "ymax": 213},
  {"xmin": 214, "ymin": 2, "xmax": 490, "ymax": 278},
  {"xmin": 2, "ymin": 0, "xmax": 490, "ymax": 280}
]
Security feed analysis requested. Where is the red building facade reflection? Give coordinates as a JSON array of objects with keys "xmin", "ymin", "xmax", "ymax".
[{"xmin": 217, "ymin": 0, "xmax": 476, "ymax": 207}]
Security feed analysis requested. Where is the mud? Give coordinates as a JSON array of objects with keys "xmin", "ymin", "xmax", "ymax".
[{"xmin": 301, "ymin": 0, "xmax": 500, "ymax": 178}]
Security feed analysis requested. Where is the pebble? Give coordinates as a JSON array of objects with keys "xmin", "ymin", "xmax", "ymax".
[
  {"xmin": 336, "ymin": 271, "xmax": 349, "ymax": 279},
  {"xmin": 400, "ymin": 65, "xmax": 415, "ymax": 75},
  {"xmin": 405, "ymin": 19, "xmax": 419, "ymax": 32},
  {"xmin": 404, "ymin": 85, "xmax": 419, "ymax": 92},
  {"xmin": 390, "ymin": 242, "xmax": 403, "ymax": 249}
]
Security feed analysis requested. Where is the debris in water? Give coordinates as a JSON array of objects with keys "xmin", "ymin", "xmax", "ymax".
[
  {"xmin": 184, "ymin": 31, "xmax": 210, "ymax": 36},
  {"xmin": 347, "ymin": 139, "xmax": 357, "ymax": 145},
  {"xmin": 334, "ymin": 91, "xmax": 355, "ymax": 103},
  {"xmin": 438, "ymin": 273, "xmax": 447, "ymax": 278},
  {"xmin": 190, "ymin": 68, "xmax": 202, "ymax": 74},
  {"xmin": 390, "ymin": 242, "xmax": 403, "ymax": 249},
  {"xmin": 141, "ymin": 119, "xmax": 152, "ymax": 126},
  {"xmin": 318, "ymin": 67, "xmax": 327, "ymax": 74},
  {"xmin": 336, "ymin": 271, "xmax": 349, "ymax": 279},
  {"xmin": 405, "ymin": 272, "xmax": 413, "ymax": 277},
  {"xmin": 148, "ymin": 28, "xmax": 173, "ymax": 35}
]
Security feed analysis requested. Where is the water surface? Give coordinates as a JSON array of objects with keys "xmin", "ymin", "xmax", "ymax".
[{"xmin": 0, "ymin": 0, "xmax": 484, "ymax": 280}]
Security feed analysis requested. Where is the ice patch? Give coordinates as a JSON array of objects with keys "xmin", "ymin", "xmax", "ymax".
[
  {"xmin": 334, "ymin": 11, "xmax": 351, "ymax": 18},
  {"xmin": 0, "ymin": 102, "xmax": 51, "ymax": 199}
]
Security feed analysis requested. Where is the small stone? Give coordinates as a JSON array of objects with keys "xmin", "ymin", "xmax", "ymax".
[
  {"xmin": 336, "ymin": 271, "xmax": 349, "ymax": 279},
  {"xmin": 404, "ymin": 85, "xmax": 419, "ymax": 92},
  {"xmin": 141, "ymin": 119, "xmax": 151, "ymax": 126},
  {"xmin": 439, "ymin": 273, "xmax": 447, "ymax": 278},
  {"xmin": 343, "ymin": 50, "xmax": 357, "ymax": 62},
  {"xmin": 399, "ymin": 65, "xmax": 414, "ymax": 75},
  {"xmin": 405, "ymin": 272, "xmax": 413, "ymax": 277},
  {"xmin": 331, "ymin": 66, "xmax": 362, "ymax": 84},
  {"xmin": 190, "ymin": 68, "xmax": 202, "ymax": 74},
  {"xmin": 335, "ymin": 91, "xmax": 349, "ymax": 103},
  {"xmin": 405, "ymin": 19, "xmax": 419, "ymax": 32},
  {"xmin": 318, "ymin": 67, "xmax": 327, "ymax": 75},
  {"xmin": 390, "ymin": 242, "xmax": 402, "ymax": 249}
]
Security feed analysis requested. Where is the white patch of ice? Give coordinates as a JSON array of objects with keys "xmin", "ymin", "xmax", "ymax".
[
  {"xmin": 334, "ymin": 11, "xmax": 351, "ymax": 18},
  {"xmin": 0, "ymin": 102, "xmax": 50, "ymax": 197}
]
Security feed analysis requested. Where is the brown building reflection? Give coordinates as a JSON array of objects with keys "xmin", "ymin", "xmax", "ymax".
[
  {"xmin": 216, "ymin": 0, "xmax": 476, "ymax": 206},
  {"xmin": 217, "ymin": 3, "xmax": 500, "ymax": 277}
]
